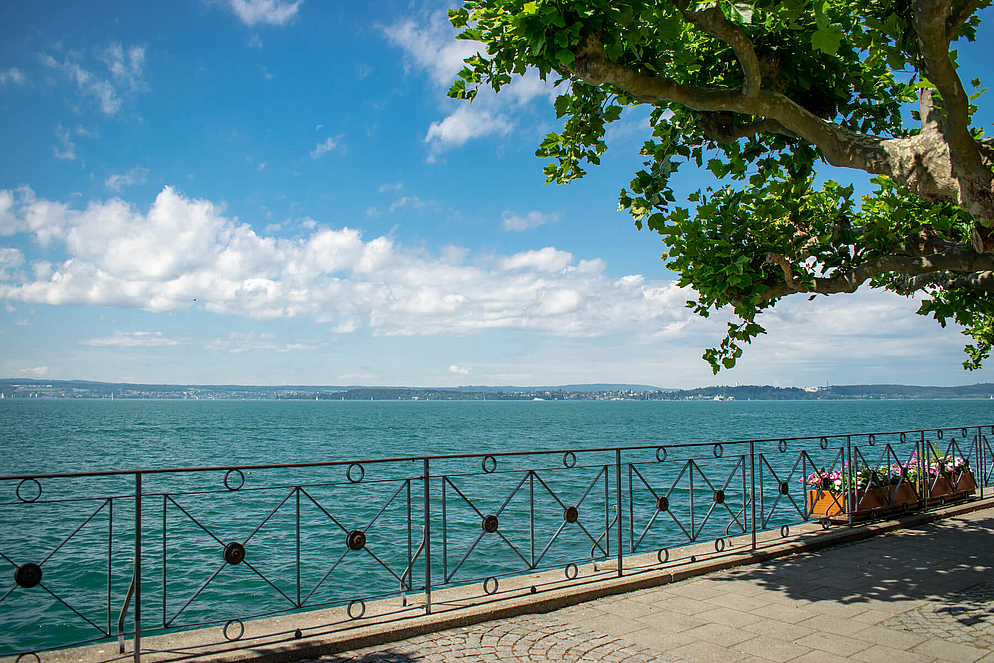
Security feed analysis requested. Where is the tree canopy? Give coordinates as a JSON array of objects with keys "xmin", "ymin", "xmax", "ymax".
[{"xmin": 447, "ymin": 0, "xmax": 994, "ymax": 372}]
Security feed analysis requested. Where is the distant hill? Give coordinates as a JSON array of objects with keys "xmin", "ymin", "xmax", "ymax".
[{"xmin": 455, "ymin": 383, "xmax": 663, "ymax": 393}]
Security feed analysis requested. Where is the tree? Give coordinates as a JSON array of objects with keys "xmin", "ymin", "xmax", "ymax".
[{"xmin": 447, "ymin": 0, "xmax": 994, "ymax": 372}]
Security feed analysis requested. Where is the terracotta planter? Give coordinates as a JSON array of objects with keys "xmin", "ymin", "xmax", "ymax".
[
  {"xmin": 808, "ymin": 483, "xmax": 920, "ymax": 521},
  {"xmin": 926, "ymin": 470, "xmax": 976, "ymax": 504}
]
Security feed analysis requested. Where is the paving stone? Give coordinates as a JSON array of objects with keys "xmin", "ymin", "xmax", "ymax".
[{"xmin": 730, "ymin": 633, "xmax": 813, "ymax": 662}]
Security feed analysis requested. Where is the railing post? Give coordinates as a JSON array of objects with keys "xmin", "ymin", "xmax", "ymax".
[
  {"xmin": 979, "ymin": 427, "xmax": 985, "ymax": 500},
  {"xmin": 422, "ymin": 458, "xmax": 432, "ymax": 615},
  {"xmin": 615, "ymin": 449, "xmax": 623, "ymax": 577},
  {"xmin": 134, "ymin": 472, "xmax": 142, "ymax": 663},
  {"xmin": 749, "ymin": 440, "xmax": 756, "ymax": 551},
  {"xmin": 846, "ymin": 436, "xmax": 853, "ymax": 527}
]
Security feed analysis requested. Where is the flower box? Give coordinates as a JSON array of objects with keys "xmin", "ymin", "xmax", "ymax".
[{"xmin": 807, "ymin": 470, "xmax": 975, "ymax": 522}]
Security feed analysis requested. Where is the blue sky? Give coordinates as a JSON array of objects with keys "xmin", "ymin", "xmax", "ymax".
[{"xmin": 0, "ymin": 0, "xmax": 992, "ymax": 389}]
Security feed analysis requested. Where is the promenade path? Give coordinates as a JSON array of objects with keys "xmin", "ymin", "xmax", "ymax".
[{"xmin": 308, "ymin": 507, "xmax": 994, "ymax": 663}]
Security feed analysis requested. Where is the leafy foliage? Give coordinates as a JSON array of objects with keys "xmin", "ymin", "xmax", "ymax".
[{"xmin": 448, "ymin": 0, "xmax": 993, "ymax": 372}]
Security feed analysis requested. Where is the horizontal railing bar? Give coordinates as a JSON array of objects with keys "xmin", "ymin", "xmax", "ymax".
[{"xmin": 2, "ymin": 425, "xmax": 987, "ymax": 482}]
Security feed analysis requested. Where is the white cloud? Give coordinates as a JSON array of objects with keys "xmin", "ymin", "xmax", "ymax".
[
  {"xmin": 500, "ymin": 247, "xmax": 573, "ymax": 272},
  {"xmin": 389, "ymin": 196, "xmax": 425, "ymax": 213},
  {"xmin": 105, "ymin": 166, "xmax": 149, "ymax": 191},
  {"xmin": 310, "ymin": 137, "xmax": 337, "ymax": 158},
  {"xmin": 248, "ymin": 34, "xmax": 264, "ymax": 49},
  {"xmin": 19, "ymin": 366, "xmax": 48, "ymax": 377},
  {"xmin": 449, "ymin": 365, "xmax": 470, "ymax": 375},
  {"xmin": 378, "ymin": 182, "xmax": 403, "ymax": 193},
  {"xmin": 54, "ymin": 125, "xmax": 76, "ymax": 160},
  {"xmin": 228, "ymin": 0, "xmax": 302, "ymax": 26},
  {"xmin": 40, "ymin": 43, "xmax": 147, "ymax": 116},
  {"xmin": 425, "ymin": 103, "xmax": 514, "ymax": 150},
  {"xmin": 0, "ymin": 67, "xmax": 26, "ymax": 85},
  {"xmin": 501, "ymin": 210, "xmax": 557, "ymax": 232},
  {"xmin": 382, "ymin": 12, "xmax": 481, "ymax": 87},
  {"xmin": 206, "ymin": 332, "xmax": 322, "ymax": 353},
  {"xmin": 82, "ymin": 331, "xmax": 185, "ymax": 347}
]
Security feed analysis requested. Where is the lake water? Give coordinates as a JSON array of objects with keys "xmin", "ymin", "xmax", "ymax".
[{"xmin": 1, "ymin": 398, "xmax": 991, "ymax": 655}]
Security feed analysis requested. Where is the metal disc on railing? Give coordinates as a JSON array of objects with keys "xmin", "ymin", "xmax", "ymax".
[
  {"xmin": 819, "ymin": 437, "xmax": 828, "ymax": 450},
  {"xmin": 712, "ymin": 490, "xmax": 725, "ymax": 504},
  {"xmin": 778, "ymin": 439, "xmax": 787, "ymax": 453},
  {"xmin": 223, "ymin": 469, "xmax": 245, "ymax": 491},
  {"xmin": 657, "ymin": 548, "xmax": 669, "ymax": 564},
  {"xmin": 346, "ymin": 463, "xmax": 365, "ymax": 483},
  {"xmin": 482, "ymin": 514, "xmax": 499, "ymax": 533},
  {"xmin": 15, "ymin": 653, "xmax": 41, "ymax": 663},
  {"xmin": 656, "ymin": 496, "xmax": 669, "ymax": 512},
  {"xmin": 780, "ymin": 524, "xmax": 790, "ymax": 538},
  {"xmin": 223, "ymin": 619, "xmax": 244, "ymax": 641},
  {"xmin": 901, "ymin": 501, "xmax": 909, "ymax": 513},
  {"xmin": 871, "ymin": 507, "xmax": 880, "ymax": 520},
  {"xmin": 713, "ymin": 444, "xmax": 723, "ymax": 458},
  {"xmin": 294, "ymin": 628, "xmax": 303, "ymax": 639},
  {"xmin": 563, "ymin": 506, "xmax": 578, "ymax": 523},
  {"xmin": 562, "ymin": 451, "xmax": 576, "ymax": 468},
  {"xmin": 346, "ymin": 530, "xmax": 367, "ymax": 551},
  {"xmin": 15, "ymin": 479, "xmax": 42, "ymax": 503},
  {"xmin": 483, "ymin": 577, "xmax": 499, "ymax": 595},
  {"xmin": 690, "ymin": 555, "xmax": 697, "ymax": 563},
  {"xmin": 14, "ymin": 563, "xmax": 42, "ymax": 589},
  {"xmin": 714, "ymin": 538, "xmax": 726, "ymax": 553},
  {"xmin": 779, "ymin": 481, "xmax": 790, "ymax": 496},
  {"xmin": 223, "ymin": 542, "xmax": 246, "ymax": 565},
  {"xmin": 482, "ymin": 455, "xmax": 497, "ymax": 473},
  {"xmin": 655, "ymin": 446, "xmax": 667, "ymax": 462},
  {"xmin": 347, "ymin": 599, "xmax": 366, "ymax": 619},
  {"xmin": 564, "ymin": 563, "xmax": 578, "ymax": 580}
]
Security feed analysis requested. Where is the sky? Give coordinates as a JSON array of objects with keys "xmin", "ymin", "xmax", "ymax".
[{"xmin": 0, "ymin": 1, "xmax": 993, "ymax": 389}]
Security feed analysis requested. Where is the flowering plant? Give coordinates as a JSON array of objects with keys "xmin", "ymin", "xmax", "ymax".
[{"xmin": 803, "ymin": 452, "xmax": 970, "ymax": 494}]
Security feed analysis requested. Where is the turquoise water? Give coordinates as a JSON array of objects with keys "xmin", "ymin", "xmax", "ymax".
[{"xmin": 0, "ymin": 398, "xmax": 991, "ymax": 655}]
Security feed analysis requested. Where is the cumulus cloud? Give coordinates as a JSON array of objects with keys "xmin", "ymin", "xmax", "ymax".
[
  {"xmin": 501, "ymin": 210, "xmax": 557, "ymax": 232},
  {"xmin": 82, "ymin": 331, "xmax": 185, "ymax": 347},
  {"xmin": 106, "ymin": 166, "xmax": 149, "ymax": 192},
  {"xmin": 449, "ymin": 365, "xmax": 470, "ymax": 375},
  {"xmin": 389, "ymin": 196, "xmax": 425, "ymax": 213},
  {"xmin": 0, "ymin": 67, "xmax": 26, "ymax": 85},
  {"xmin": 0, "ymin": 186, "xmax": 706, "ymax": 340},
  {"xmin": 228, "ymin": 0, "xmax": 302, "ymax": 26},
  {"xmin": 310, "ymin": 137, "xmax": 337, "ymax": 158},
  {"xmin": 19, "ymin": 366, "xmax": 49, "ymax": 377}
]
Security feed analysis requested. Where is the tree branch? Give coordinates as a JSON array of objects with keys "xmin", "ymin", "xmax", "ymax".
[
  {"xmin": 674, "ymin": 1, "xmax": 762, "ymax": 99},
  {"xmin": 946, "ymin": 0, "xmax": 982, "ymax": 40},
  {"xmin": 700, "ymin": 114, "xmax": 796, "ymax": 143},
  {"xmin": 896, "ymin": 269, "xmax": 994, "ymax": 293},
  {"xmin": 757, "ymin": 246, "xmax": 994, "ymax": 302}
]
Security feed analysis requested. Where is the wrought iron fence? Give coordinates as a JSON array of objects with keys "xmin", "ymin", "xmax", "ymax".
[{"xmin": 1, "ymin": 425, "xmax": 991, "ymax": 661}]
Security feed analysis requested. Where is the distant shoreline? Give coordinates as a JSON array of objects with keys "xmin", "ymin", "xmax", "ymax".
[{"xmin": 2, "ymin": 379, "xmax": 993, "ymax": 402}]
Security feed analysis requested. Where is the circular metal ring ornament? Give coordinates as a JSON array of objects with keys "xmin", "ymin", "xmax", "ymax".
[
  {"xmin": 14, "ymin": 563, "xmax": 42, "ymax": 589},
  {"xmin": 482, "ymin": 456, "xmax": 497, "ymax": 474},
  {"xmin": 346, "ymin": 463, "xmax": 365, "ymax": 483},
  {"xmin": 901, "ymin": 501, "xmax": 910, "ymax": 513},
  {"xmin": 483, "ymin": 576, "xmax": 499, "ymax": 595},
  {"xmin": 563, "ymin": 506, "xmax": 578, "ymax": 523},
  {"xmin": 900, "ymin": 432, "xmax": 907, "ymax": 443},
  {"xmin": 713, "ymin": 444, "xmax": 724, "ymax": 458},
  {"xmin": 15, "ymin": 479, "xmax": 42, "ymax": 503},
  {"xmin": 780, "ymin": 524, "xmax": 790, "ymax": 538},
  {"xmin": 820, "ymin": 477, "xmax": 832, "ymax": 491},
  {"xmin": 482, "ymin": 514, "xmax": 499, "ymax": 533},
  {"xmin": 656, "ymin": 496, "xmax": 669, "ymax": 512},
  {"xmin": 819, "ymin": 437, "xmax": 828, "ymax": 450},
  {"xmin": 346, "ymin": 530, "xmax": 367, "ymax": 551},
  {"xmin": 713, "ymin": 490, "xmax": 725, "ymax": 504},
  {"xmin": 223, "ymin": 469, "xmax": 245, "ymax": 491},
  {"xmin": 15, "ymin": 654, "xmax": 41, "ymax": 663},
  {"xmin": 714, "ymin": 538, "xmax": 726, "ymax": 553},
  {"xmin": 655, "ymin": 446, "xmax": 667, "ymax": 462},
  {"xmin": 562, "ymin": 452, "xmax": 576, "ymax": 469},
  {"xmin": 564, "ymin": 563, "xmax": 578, "ymax": 580},
  {"xmin": 690, "ymin": 555, "xmax": 697, "ymax": 563},
  {"xmin": 223, "ymin": 619, "xmax": 244, "ymax": 641},
  {"xmin": 868, "ymin": 434, "xmax": 876, "ymax": 446},
  {"xmin": 937, "ymin": 429, "xmax": 944, "ymax": 439},
  {"xmin": 939, "ymin": 496, "xmax": 946, "ymax": 507},
  {"xmin": 871, "ymin": 507, "xmax": 881, "ymax": 520},
  {"xmin": 821, "ymin": 518, "xmax": 830, "ymax": 530},
  {"xmin": 294, "ymin": 629, "xmax": 303, "ymax": 639},
  {"xmin": 963, "ymin": 428, "xmax": 969, "ymax": 437},
  {"xmin": 347, "ymin": 599, "xmax": 366, "ymax": 620},
  {"xmin": 778, "ymin": 439, "xmax": 787, "ymax": 453},
  {"xmin": 779, "ymin": 481, "xmax": 790, "ymax": 496},
  {"xmin": 657, "ymin": 548, "xmax": 669, "ymax": 564},
  {"xmin": 223, "ymin": 542, "xmax": 246, "ymax": 565}
]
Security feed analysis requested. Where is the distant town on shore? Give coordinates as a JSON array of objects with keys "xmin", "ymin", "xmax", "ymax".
[{"xmin": 2, "ymin": 379, "xmax": 993, "ymax": 401}]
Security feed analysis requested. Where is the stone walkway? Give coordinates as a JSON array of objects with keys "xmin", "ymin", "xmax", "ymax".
[{"xmin": 308, "ymin": 508, "xmax": 994, "ymax": 663}]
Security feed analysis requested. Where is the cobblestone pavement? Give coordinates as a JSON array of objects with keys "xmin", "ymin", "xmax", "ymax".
[
  {"xmin": 316, "ymin": 612, "xmax": 683, "ymax": 662},
  {"xmin": 885, "ymin": 580, "xmax": 994, "ymax": 648},
  {"xmin": 309, "ymin": 509, "xmax": 994, "ymax": 663}
]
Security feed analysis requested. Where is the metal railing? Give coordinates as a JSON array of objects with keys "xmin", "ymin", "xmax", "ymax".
[{"xmin": 1, "ymin": 424, "xmax": 991, "ymax": 661}]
